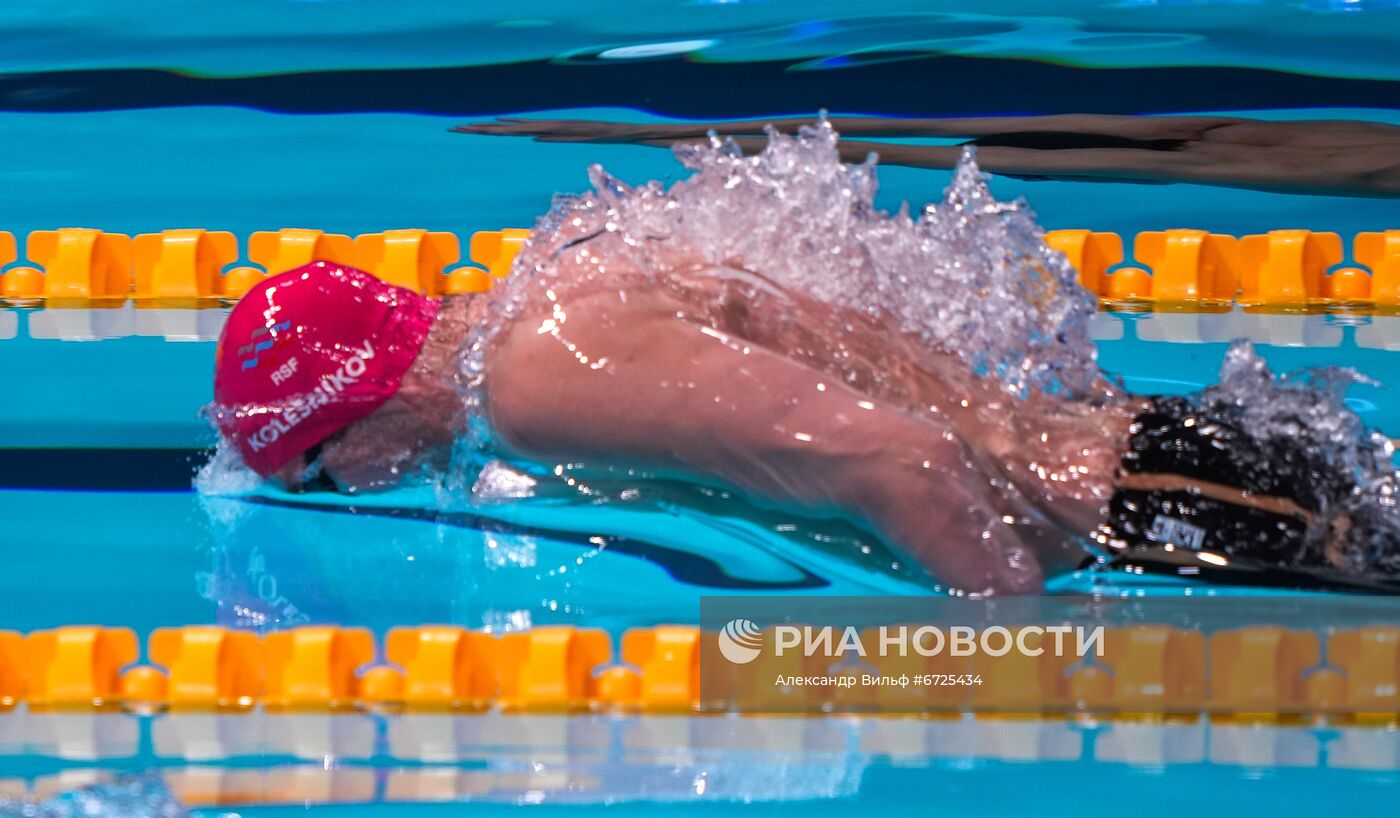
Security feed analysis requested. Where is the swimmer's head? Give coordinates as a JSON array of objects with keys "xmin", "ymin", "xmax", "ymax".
[{"xmin": 211, "ymin": 261, "xmax": 439, "ymax": 481}]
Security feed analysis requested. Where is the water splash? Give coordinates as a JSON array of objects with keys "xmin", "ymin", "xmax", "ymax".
[
  {"xmin": 1203, "ymin": 340, "xmax": 1400, "ymax": 574},
  {"xmin": 193, "ymin": 438, "xmax": 264, "ymax": 500},
  {"xmin": 462, "ymin": 119, "xmax": 1105, "ymax": 428},
  {"xmin": 0, "ymin": 775, "xmax": 187, "ymax": 818}
]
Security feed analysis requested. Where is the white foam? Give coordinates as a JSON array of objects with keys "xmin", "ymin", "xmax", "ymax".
[
  {"xmin": 1206, "ymin": 340, "xmax": 1400, "ymax": 573},
  {"xmin": 192, "ymin": 439, "xmax": 262, "ymax": 501},
  {"xmin": 463, "ymin": 119, "xmax": 1105, "ymax": 437}
]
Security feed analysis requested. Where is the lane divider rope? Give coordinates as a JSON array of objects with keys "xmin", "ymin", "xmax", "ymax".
[
  {"xmin": 1, "ymin": 624, "xmax": 1397, "ymax": 718},
  {"xmin": 1, "ymin": 227, "xmax": 1397, "ymax": 311}
]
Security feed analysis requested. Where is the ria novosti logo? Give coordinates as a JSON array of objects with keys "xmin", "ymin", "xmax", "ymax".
[
  {"xmin": 717, "ymin": 619, "xmax": 764, "ymax": 664},
  {"xmin": 714, "ymin": 619, "xmax": 1106, "ymax": 664}
]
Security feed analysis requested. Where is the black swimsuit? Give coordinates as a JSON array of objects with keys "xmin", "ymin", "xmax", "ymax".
[{"xmin": 1101, "ymin": 396, "xmax": 1354, "ymax": 571}]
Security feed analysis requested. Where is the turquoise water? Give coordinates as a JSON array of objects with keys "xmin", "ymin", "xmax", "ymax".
[{"xmin": 2, "ymin": 0, "xmax": 1399, "ymax": 814}]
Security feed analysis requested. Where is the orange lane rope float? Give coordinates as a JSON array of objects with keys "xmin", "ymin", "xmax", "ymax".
[
  {"xmin": 1, "ymin": 623, "xmax": 1397, "ymax": 718},
  {"xmin": 1, "ymin": 227, "xmax": 1397, "ymax": 311}
]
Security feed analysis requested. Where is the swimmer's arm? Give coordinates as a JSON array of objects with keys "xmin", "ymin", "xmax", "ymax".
[
  {"xmin": 642, "ymin": 136, "xmax": 1397, "ymax": 196},
  {"xmin": 457, "ymin": 116, "xmax": 1400, "ymax": 195},
  {"xmin": 456, "ymin": 117, "xmax": 1202, "ymax": 180},
  {"xmin": 483, "ymin": 290, "xmax": 1042, "ymax": 594},
  {"xmin": 454, "ymin": 114, "xmax": 1245, "ymax": 143}
]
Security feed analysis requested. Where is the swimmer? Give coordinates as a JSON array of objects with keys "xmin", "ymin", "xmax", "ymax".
[
  {"xmin": 455, "ymin": 114, "xmax": 1400, "ymax": 198},
  {"xmin": 210, "ymin": 127, "xmax": 1395, "ymax": 595}
]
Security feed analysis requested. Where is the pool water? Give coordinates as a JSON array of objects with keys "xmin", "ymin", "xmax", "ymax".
[
  {"xmin": 2, "ymin": 0, "xmax": 1399, "ymax": 814},
  {"xmin": 2, "ymin": 711, "xmax": 1398, "ymax": 816}
]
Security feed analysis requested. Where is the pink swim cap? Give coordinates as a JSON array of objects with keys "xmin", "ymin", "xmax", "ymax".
[{"xmin": 212, "ymin": 261, "xmax": 439, "ymax": 477}]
